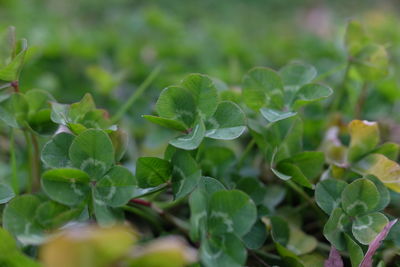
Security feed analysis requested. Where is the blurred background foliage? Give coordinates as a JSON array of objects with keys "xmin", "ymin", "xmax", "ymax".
[{"xmin": 1, "ymin": 0, "xmax": 400, "ymax": 188}]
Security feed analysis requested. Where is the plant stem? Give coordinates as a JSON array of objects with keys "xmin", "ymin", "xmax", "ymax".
[
  {"xmin": 330, "ymin": 61, "xmax": 351, "ymax": 112},
  {"xmin": 123, "ymin": 205, "xmax": 163, "ymax": 232},
  {"xmin": 23, "ymin": 131, "xmax": 33, "ymax": 193},
  {"xmin": 286, "ymin": 180, "xmax": 326, "ymax": 219},
  {"xmin": 30, "ymin": 131, "xmax": 40, "ymax": 191},
  {"xmin": 10, "ymin": 129, "xmax": 19, "ymax": 194},
  {"xmin": 237, "ymin": 139, "xmax": 256, "ymax": 169},
  {"xmin": 354, "ymin": 82, "xmax": 368, "ymax": 119},
  {"xmin": 111, "ymin": 65, "xmax": 162, "ymax": 123}
]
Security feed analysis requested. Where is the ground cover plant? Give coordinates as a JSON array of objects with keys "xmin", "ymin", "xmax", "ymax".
[{"xmin": 1, "ymin": 3, "xmax": 400, "ymax": 266}]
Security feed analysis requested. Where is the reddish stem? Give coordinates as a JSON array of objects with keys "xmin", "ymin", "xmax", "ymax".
[
  {"xmin": 130, "ymin": 198, "xmax": 152, "ymax": 207},
  {"xmin": 11, "ymin": 80, "xmax": 19, "ymax": 93}
]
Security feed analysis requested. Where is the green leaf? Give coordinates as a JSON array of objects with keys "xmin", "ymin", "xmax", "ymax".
[
  {"xmin": 41, "ymin": 175, "xmax": 90, "ymax": 206},
  {"xmin": 279, "ymin": 63, "xmax": 317, "ymax": 87},
  {"xmin": 353, "ymin": 153, "xmax": 400, "ymax": 192},
  {"xmin": 345, "ymin": 20, "xmax": 369, "ymax": 56},
  {"xmin": 200, "ymin": 233, "xmax": 247, "ymax": 267},
  {"xmin": 242, "ymin": 67, "xmax": 284, "ymax": 110},
  {"xmin": 366, "ymin": 175, "xmax": 390, "ymax": 212},
  {"xmin": 93, "ymin": 198, "xmax": 124, "ymax": 227},
  {"xmin": 352, "ymin": 44, "xmax": 388, "ymax": 81},
  {"xmin": 136, "ymin": 157, "xmax": 172, "ymax": 188},
  {"xmin": 0, "ymin": 93, "xmax": 28, "ymax": 128},
  {"xmin": 69, "ymin": 93, "xmax": 96, "ymax": 123},
  {"xmin": 284, "ymin": 151, "xmax": 325, "ymax": 180},
  {"xmin": 260, "ymin": 108, "xmax": 297, "ymax": 123},
  {"xmin": 0, "ymin": 38, "xmax": 27, "ymax": 81},
  {"xmin": 94, "ymin": 165, "xmax": 136, "ymax": 207},
  {"xmin": 287, "ymin": 226, "xmax": 318, "ymax": 255},
  {"xmin": 242, "ymin": 219, "xmax": 268, "ymax": 250},
  {"xmin": 348, "ymin": 120, "xmax": 379, "ymax": 163},
  {"xmin": 236, "ymin": 178, "xmax": 267, "ymax": 205},
  {"xmin": 182, "ymin": 73, "xmax": 218, "ymax": 119},
  {"xmin": 208, "ymin": 190, "xmax": 257, "ymax": 237},
  {"xmin": 189, "ymin": 177, "xmax": 225, "ymax": 241},
  {"xmin": 42, "ymin": 168, "xmax": 90, "ymax": 183},
  {"xmin": 143, "ymin": 115, "xmax": 187, "ymax": 132},
  {"xmin": 292, "ymin": 83, "xmax": 332, "ymax": 109},
  {"xmin": 156, "ymin": 86, "xmax": 197, "ymax": 127},
  {"xmin": 315, "ymin": 179, "xmax": 347, "ymax": 215},
  {"xmin": 25, "ymin": 89, "xmax": 54, "ymax": 115},
  {"xmin": 372, "ymin": 142, "xmax": 399, "ymax": 161},
  {"xmin": 0, "ymin": 183, "xmax": 15, "ymax": 204},
  {"xmin": 171, "ymin": 150, "xmax": 201, "ymax": 199},
  {"xmin": 69, "ymin": 129, "xmax": 115, "ymax": 180},
  {"xmin": 344, "ymin": 234, "xmax": 363, "ymax": 267},
  {"xmin": 275, "ymin": 162, "xmax": 314, "ymax": 189},
  {"xmin": 268, "ymin": 215, "xmax": 290, "ymax": 246},
  {"xmin": 352, "ymin": 212, "xmax": 388, "ymax": 245},
  {"xmin": 341, "ymin": 178, "xmax": 380, "ymax": 216},
  {"xmin": 205, "ymin": 101, "xmax": 246, "ymax": 140},
  {"xmin": 50, "ymin": 102, "xmax": 69, "ymax": 125},
  {"xmin": 2, "ymin": 195, "xmax": 44, "ymax": 245},
  {"xmin": 169, "ymin": 120, "xmax": 205, "ymax": 150},
  {"xmin": 108, "ymin": 129, "xmax": 129, "ymax": 162},
  {"xmin": 35, "ymin": 201, "xmax": 70, "ymax": 229},
  {"xmin": 323, "ymin": 208, "xmax": 351, "ymax": 251}
]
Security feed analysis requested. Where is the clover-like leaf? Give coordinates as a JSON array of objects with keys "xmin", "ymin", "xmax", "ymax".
[
  {"xmin": 156, "ymin": 86, "xmax": 197, "ymax": 127},
  {"xmin": 41, "ymin": 133, "xmax": 74, "ymax": 168},
  {"xmin": 205, "ymin": 101, "xmax": 246, "ymax": 140},
  {"xmin": 69, "ymin": 129, "xmax": 114, "ymax": 180},
  {"xmin": 142, "ymin": 115, "xmax": 187, "ymax": 132},
  {"xmin": 182, "ymin": 73, "xmax": 218, "ymax": 119},
  {"xmin": 2, "ymin": 195, "xmax": 44, "ymax": 245},
  {"xmin": 208, "ymin": 190, "xmax": 257, "ymax": 237},
  {"xmin": 171, "ymin": 150, "xmax": 201, "ymax": 199},
  {"xmin": 200, "ymin": 233, "xmax": 247, "ymax": 267},
  {"xmin": 353, "ymin": 153, "xmax": 400, "ymax": 192},
  {"xmin": 344, "ymin": 234, "xmax": 363, "ymax": 267},
  {"xmin": 292, "ymin": 83, "xmax": 332, "ymax": 109},
  {"xmin": 0, "ymin": 93, "xmax": 28, "ymax": 128},
  {"xmin": 94, "ymin": 165, "xmax": 136, "ymax": 207},
  {"xmin": 348, "ymin": 120, "xmax": 379, "ymax": 163},
  {"xmin": 345, "ymin": 20, "xmax": 369, "ymax": 56},
  {"xmin": 242, "ymin": 219, "xmax": 268, "ymax": 250},
  {"xmin": 287, "ymin": 226, "xmax": 318, "ymax": 255},
  {"xmin": 242, "ymin": 67, "xmax": 284, "ymax": 110},
  {"xmin": 92, "ymin": 198, "xmax": 124, "ymax": 227},
  {"xmin": 0, "ymin": 183, "xmax": 15, "ymax": 204},
  {"xmin": 352, "ymin": 44, "xmax": 388, "ymax": 81},
  {"xmin": 341, "ymin": 178, "xmax": 379, "ymax": 216},
  {"xmin": 366, "ymin": 175, "xmax": 390, "ymax": 212},
  {"xmin": 41, "ymin": 169, "xmax": 90, "ymax": 206},
  {"xmin": 0, "ymin": 38, "xmax": 27, "ymax": 81},
  {"xmin": 315, "ymin": 179, "xmax": 347, "ymax": 215},
  {"xmin": 279, "ymin": 62, "xmax": 317, "ymax": 87},
  {"xmin": 170, "ymin": 120, "xmax": 205, "ymax": 150},
  {"xmin": 352, "ymin": 212, "xmax": 388, "ymax": 245},
  {"xmin": 323, "ymin": 208, "xmax": 351, "ymax": 251},
  {"xmin": 136, "ymin": 157, "xmax": 172, "ymax": 188},
  {"xmin": 259, "ymin": 108, "xmax": 297, "ymax": 123}
]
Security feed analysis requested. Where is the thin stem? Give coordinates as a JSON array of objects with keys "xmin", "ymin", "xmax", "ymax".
[
  {"xmin": 286, "ymin": 180, "xmax": 326, "ymax": 220},
  {"xmin": 10, "ymin": 129, "xmax": 19, "ymax": 194},
  {"xmin": 23, "ymin": 131, "xmax": 32, "ymax": 193},
  {"xmin": 330, "ymin": 61, "xmax": 351, "ymax": 112},
  {"xmin": 111, "ymin": 65, "xmax": 162, "ymax": 123},
  {"xmin": 30, "ymin": 131, "xmax": 40, "ymax": 192},
  {"xmin": 11, "ymin": 80, "xmax": 19, "ymax": 93},
  {"xmin": 237, "ymin": 139, "xmax": 256, "ymax": 169},
  {"xmin": 354, "ymin": 82, "xmax": 368, "ymax": 119},
  {"xmin": 123, "ymin": 205, "xmax": 163, "ymax": 232}
]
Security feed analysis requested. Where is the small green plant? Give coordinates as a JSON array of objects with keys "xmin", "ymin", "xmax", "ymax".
[{"xmin": 1, "ymin": 19, "xmax": 400, "ymax": 267}]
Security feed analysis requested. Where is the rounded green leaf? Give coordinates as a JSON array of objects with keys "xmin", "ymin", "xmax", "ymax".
[
  {"xmin": 260, "ymin": 108, "xmax": 297, "ymax": 123},
  {"xmin": 0, "ymin": 93, "xmax": 28, "ymax": 128},
  {"xmin": 208, "ymin": 190, "xmax": 257, "ymax": 237},
  {"xmin": 171, "ymin": 150, "xmax": 201, "ymax": 199},
  {"xmin": 169, "ymin": 120, "xmax": 205, "ymax": 150},
  {"xmin": 92, "ymin": 198, "xmax": 124, "ymax": 227},
  {"xmin": 292, "ymin": 83, "xmax": 332, "ymax": 109},
  {"xmin": 279, "ymin": 63, "xmax": 317, "ymax": 87},
  {"xmin": 2, "ymin": 195, "xmax": 44, "ymax": 245},
  {"xmin": 287, "ymin": 226, "xmax": 317, "ymax": 255},
  {"xmin": 200, "ymin": 233, "xmax": 247, "ymax": 267},
  {"xmin": 182, "ymin": 73, "xmax": 218, "ymax": 119},
  {"xmin": 69, "ymin": 129, "xmax": 115, "ymax": 180},
  {"xmin": 366, "ymin": 175, "xmax": 390, "ymax": 212},
  {"xmin": 155, "ymin": 86, "xmax": 197, "ymax": 127},
  {"xmin": 242, "ymin": 67, "xmax": 284, "ymax": 110},
  {"xmin": 236, "ymin": 178, "xmax": 267, "ymax": 205},
  {"xmin": 323, "ymin": 208, "xmax": 351, "ymax": 251},
  {"xmin": 205, "ymin": 101, "xmax": 246, "ymax": 140},
  {"xmin": 315, "ymin": 179, "xmax": 347, "ymax": 215},
  {"xmin": 41, "ymin": 177, "xmax": 90, "ymax": 206},
  {"xmin": 352, "ymin": 212, "xmax": 388, "ymax": 245},
  {"xmin": 0, "ymin": 183, "xmax": 15, "ymax": 204},
  {"xmin": 269, "ymin": 215, "xmax": 290, "ymax": 246},
  {"xmin": 242, "ymin": 219, "xmax": 268, "ymax": 250},
  {"xmin": 341, "ymin": 178, "xmax": 380, "ymax": 216},
  {"xmin": 136, "ymin": 157, "xmax": 172, "ymax": 188},
  {"xmin": 94, "ymin": 165, "xmax": 136, "ymax": 207}
]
